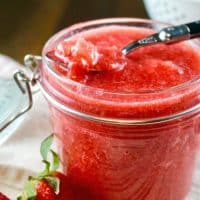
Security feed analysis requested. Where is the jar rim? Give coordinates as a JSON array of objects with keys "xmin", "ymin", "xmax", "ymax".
[
  {"xmin": 42, "ymin": 17, "xmax": 200, "ymax": 96},
  {"xmin": 40, "ymin": 18, "xmax": 200, "ymax": 125}
]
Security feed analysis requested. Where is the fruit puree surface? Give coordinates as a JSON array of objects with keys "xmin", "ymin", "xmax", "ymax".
[
  {"xmin": 51, "ymin": 26, "xmax": 200, "ymax": 93},
  {"xmin": 46, "ymin": 25, "xmax": 200, "ymax": 200}
]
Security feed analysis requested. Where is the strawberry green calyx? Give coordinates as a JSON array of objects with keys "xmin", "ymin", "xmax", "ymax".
[
  {"xmin": 17, "ymin": 180, "xmax": 36, "ymax": 200},
  {"xmin": 50, "ymin": 150, "xmax": 59, "ymax": 171},
  {"xmin": 43, "ymin": 176, "xmax": 60, "ymax": 195},
  {"xmin": 40, "ymin": 135, "xmax": 59, "ymax": 171},
  {"xmin": 17, "ymin": 134, "xmax": 61, "ymax": 200},
  {"xmin": 40, "ymin": 134, "xmax": 54, "ymax": 161}
]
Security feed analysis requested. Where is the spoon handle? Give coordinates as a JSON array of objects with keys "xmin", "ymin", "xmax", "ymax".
[
  {"xmin": 186, "ymin": 20, "xmax": 200, "ymax": 38},
  {"xmin": 159, "ymin": 20, "xmax": 200, "ymax": 43},
  {"xmin": 122, "ymin": 20, "xmax": 200, "ymax": 55}
]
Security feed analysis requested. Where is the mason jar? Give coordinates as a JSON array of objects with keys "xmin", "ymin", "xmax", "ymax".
[{"xmin": 3, "ymin": 18, "xmax": 200, "ymax": 200}]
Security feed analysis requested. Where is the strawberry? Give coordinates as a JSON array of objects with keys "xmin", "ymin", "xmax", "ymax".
[
  {"xmin": 0, "ymin": 192, "xmax": 9, "ymax": 200},
  {"xmin": 17, "ymin": 135, "xmax": 72, "ymax": 200},
  {"xmin": 35, "ymin": 180, "xmax": 57, "ymax": 200}
]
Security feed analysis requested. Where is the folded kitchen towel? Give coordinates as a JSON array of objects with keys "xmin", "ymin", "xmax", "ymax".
[
  {"xmin": 0, "ymin": 164, "xmax": 35, "ymax": 198},
  {"xmin": 0, "ymin": 54, "xmax": 51, "ymax": 171}
]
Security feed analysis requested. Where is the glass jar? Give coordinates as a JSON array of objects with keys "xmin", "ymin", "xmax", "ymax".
[
  {"xmin": 39, "ymin": 18, "xmax": 200, "ymax": 200},
  {"xmin": 3, "ymin": 18, "xmax": 200, "ymax": 200}
]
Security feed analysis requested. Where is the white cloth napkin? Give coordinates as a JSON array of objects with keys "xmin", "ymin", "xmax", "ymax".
[{"xmin": 0, "ymin": 54, "xmax": 51, "ymax": 172}]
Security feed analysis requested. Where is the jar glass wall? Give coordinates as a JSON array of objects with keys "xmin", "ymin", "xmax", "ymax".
[{"xmin": 40, "ymin": 18, "xmax": 200, "ymax": 200}]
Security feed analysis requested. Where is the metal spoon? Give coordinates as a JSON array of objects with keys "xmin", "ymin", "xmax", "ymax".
[{"xmin": 122, "ymin": 20, "xmax": 200, "ymax": 55}]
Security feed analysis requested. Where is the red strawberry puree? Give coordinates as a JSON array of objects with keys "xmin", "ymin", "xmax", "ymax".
[{"xmin": 42, "ymin": 25, "xmax": 200, "ymax": 200}]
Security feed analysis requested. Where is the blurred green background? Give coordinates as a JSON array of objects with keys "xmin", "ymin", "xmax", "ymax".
[{"xmin": 0, "ymin": 0, "xmax": 147, "ymax": 62}]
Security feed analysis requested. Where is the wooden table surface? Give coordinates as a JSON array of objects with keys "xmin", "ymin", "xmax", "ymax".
[{"xmin": 0, "ymin": 0, "xmax": 148, "ymax": 62}]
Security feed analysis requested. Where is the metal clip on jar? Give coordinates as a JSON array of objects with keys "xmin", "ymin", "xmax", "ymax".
[{"xmin": 0, "ymin": 55, "xmax": 41, "ymax": 133}]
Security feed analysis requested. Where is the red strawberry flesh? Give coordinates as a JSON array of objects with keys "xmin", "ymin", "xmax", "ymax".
[{"xmin": 0, "ymin": 192, "xmax": 9, "ymax": 200}]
